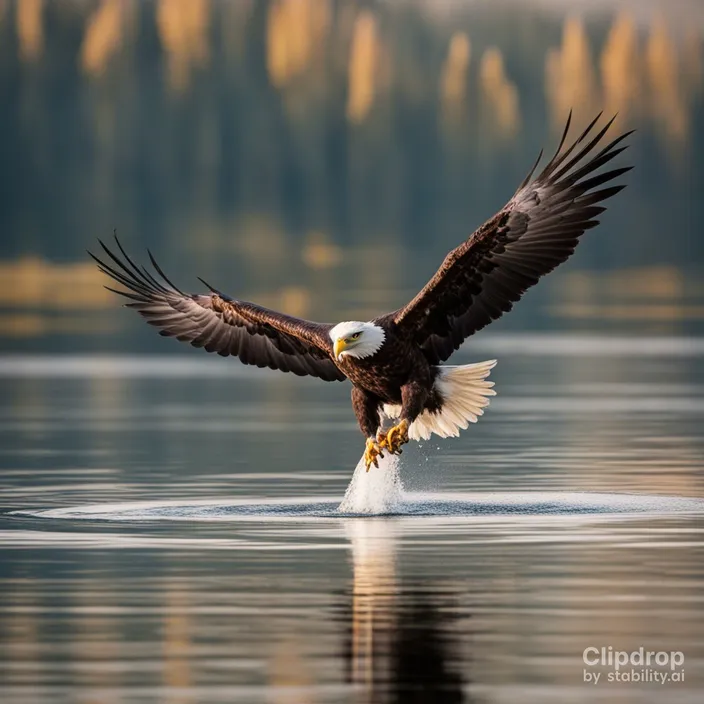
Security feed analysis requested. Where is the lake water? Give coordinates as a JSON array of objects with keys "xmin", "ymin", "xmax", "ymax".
[{"xmin": 1, "ymin": 335, "xmax": 703, "ymax": 703}]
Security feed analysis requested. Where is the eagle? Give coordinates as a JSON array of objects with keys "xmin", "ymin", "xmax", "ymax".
[{"xmin": 91, "ymin": 113, "xmax": 631, "ymax": 471}]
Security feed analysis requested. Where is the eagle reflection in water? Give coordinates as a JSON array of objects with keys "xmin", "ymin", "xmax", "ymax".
[{"xmin": 337, "ymin": 521, "xmax": 469, "ymax": 703}]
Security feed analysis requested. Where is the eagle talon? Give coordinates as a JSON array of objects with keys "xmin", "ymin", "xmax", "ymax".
[
  {"xmin": 364, "ymin": 438, "xmax": 384, "ymax": 471},
  {"xmin": 379, "ymin": 419, "xmax": 409, "ymax": 455}
]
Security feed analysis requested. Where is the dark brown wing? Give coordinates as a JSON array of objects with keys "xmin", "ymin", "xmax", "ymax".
[
  {"xmin": 392, "ymin": 113, "xmax": 632, "ymax": 364},
  {"xmin": 90, "ymin": 237, "xmax": 346, "ymax": 382}
]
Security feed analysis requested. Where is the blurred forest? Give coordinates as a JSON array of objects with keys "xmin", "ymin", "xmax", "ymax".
[{"xmin": 0, "ymin": 0, "xmax": 702, "ymax": 351}]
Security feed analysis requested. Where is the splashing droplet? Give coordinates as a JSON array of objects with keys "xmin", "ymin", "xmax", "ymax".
[{"xmin": 338, "ymin": 452, "xmax": 405, "ymax": 514}]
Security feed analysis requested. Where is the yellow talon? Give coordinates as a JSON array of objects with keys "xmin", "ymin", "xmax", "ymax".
[
  {"xmin": 364, "ymin": 437, "xmax": 384, "ymax": 471},
  {"xmin": 378, "ymin": 419, "xmax": 409, "ymax": 455}
]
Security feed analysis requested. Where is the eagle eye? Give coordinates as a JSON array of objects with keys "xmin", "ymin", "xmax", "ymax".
[{"xmin": 350, "ymin": 332, "xmax": 362, "ymax": 340}]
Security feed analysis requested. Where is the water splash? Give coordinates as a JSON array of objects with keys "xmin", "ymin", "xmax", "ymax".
[{"xmin": 338, "ymin": 452, "xmax": 405, "ymax": 515}]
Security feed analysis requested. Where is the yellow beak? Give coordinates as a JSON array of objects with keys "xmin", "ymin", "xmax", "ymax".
[{"xmin": 334, "ymin": 338, "xmax": 347, "ymax": 360}]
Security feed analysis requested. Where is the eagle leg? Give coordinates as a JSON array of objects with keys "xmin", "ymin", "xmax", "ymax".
[
  {"xmin": 378, "ymin": 419, "xmax": 409, "ymax": 455},
  {"xmin": 364, "ymin": 437, "xmax": 385, "ymax": 472}
]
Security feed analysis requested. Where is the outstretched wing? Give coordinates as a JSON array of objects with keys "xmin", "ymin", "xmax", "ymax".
[
  {"xmin": 392, "ymin": 113, "xmax": 632, "ymax": 364},
  {"xmin": 90, "ymin": 238, "xmax": 346, "ymax": 382}
]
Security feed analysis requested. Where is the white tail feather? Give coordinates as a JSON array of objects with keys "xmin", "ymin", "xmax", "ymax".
[{"xmin": 382, "ymin": 360, "xmax": 497, "ymax": 441}]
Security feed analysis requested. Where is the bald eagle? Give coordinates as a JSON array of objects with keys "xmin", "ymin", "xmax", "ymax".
[{"xmin": 91, "ymin": 113, "xmax": 631, "ymax": 470}]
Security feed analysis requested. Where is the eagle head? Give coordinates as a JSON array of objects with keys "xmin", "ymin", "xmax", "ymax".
[{"xmin": 330, "ymin": 321, "xmax": 385, "ymax": 361}]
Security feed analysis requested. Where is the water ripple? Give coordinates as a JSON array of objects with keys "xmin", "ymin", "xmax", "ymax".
[{"xmin": 13, "ymin": 491, "xmax": 704, "ymax": 523}]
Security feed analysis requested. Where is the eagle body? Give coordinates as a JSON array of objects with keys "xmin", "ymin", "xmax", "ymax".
[
  {"xmin": 338, "ymin": 321, "xmax": 439, "ymax": 438},
  {"xmin": 91, "ymin": 113, "xmax": 632, "ymax": 469},
  {"xmin": 336, "ymin": 319, "xmax": 433, "ymax": 404}
]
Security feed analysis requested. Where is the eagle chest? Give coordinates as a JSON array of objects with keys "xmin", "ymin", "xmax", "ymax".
[{"xmin": 339, "ymin": 339, "xmax": 423, "ymax": 401}]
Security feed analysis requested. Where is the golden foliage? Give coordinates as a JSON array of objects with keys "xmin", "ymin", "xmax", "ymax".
[
  {"xmin": 17, "ymin": 0, "xmax": 43, "ymax": 62},
  {"xmin": 0, "ymin": 313, "xmax": 116, "ymax": 336},
  {"xmin": 80, "ymin": 0, "xmax": 131, "ymax": 78},
  {"xmin": 552, "ymin": 303, "xmax": 704, "ymax": 321},
  {"xmin": 266, "ymin": 0, "xmax": 330, "ymax": 88},
  {"xmin": 600, "ymin": 13, "xmax": 640, "ymax": 121},
  {"xmin": 278, "ymin": 286, "xmax": 311, "ymax": 318},
  {"xmin": 302, "ymin": 231, "xmax": 343, "ymax": 270},
  {"xmin": 554, "ymin": 266, "xmax": 701, "ymax": 322},
  {"xmin": 347, "ymin": 10, "xmax": 379, "ymax": 123},
  {"xmin": 546, "ymin": 17, "xmax": 598, "ymax": 127},
  {"xmin": 562, "ymin": 267, "xmax": 685, "ymax": 301},
  {"xmin": 479, "ymin": 47, "xmax": 520, "ymax": 139},
  {"xmin": 156, "ymin": 0, "xmax": 210, "ymax": 93},
  {"xmin": 598, "ymin": 13, "xmax": 700, "ymax": 146},
  {"xmin": 0, "ymin": 258, "xmax": 115, "ymax": 309},
  {"xmin": 440, "ymin": 32, "xmax": 471, "ymax": 123}
]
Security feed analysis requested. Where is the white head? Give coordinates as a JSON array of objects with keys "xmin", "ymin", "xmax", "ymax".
[{"xmin": 330, "ymin": 321, "xmax": 385, "ymax": 361}]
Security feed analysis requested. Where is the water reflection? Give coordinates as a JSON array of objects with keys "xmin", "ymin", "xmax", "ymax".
[{"xmin": 342, "ymin": 520, "xmax": 465, "ymax": 703}]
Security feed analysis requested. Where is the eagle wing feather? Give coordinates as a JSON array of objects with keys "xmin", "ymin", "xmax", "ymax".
[
  {"xmin": 91, "ymin": 238, "xmax": 345, "ymax": 382},
  {"xmin": 392, "ymin": 112, "xmax": 633, "ymax": 364}
]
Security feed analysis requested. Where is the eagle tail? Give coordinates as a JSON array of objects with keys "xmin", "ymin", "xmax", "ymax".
[{"xmin": 383, "ymin": 360, "xmax": 497, "ymax": 442}]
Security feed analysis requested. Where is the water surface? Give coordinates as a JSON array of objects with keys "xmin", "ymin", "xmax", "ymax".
[{"xmin": 1, "ymin": 337, "xmax": 703, "ymax": 702}]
